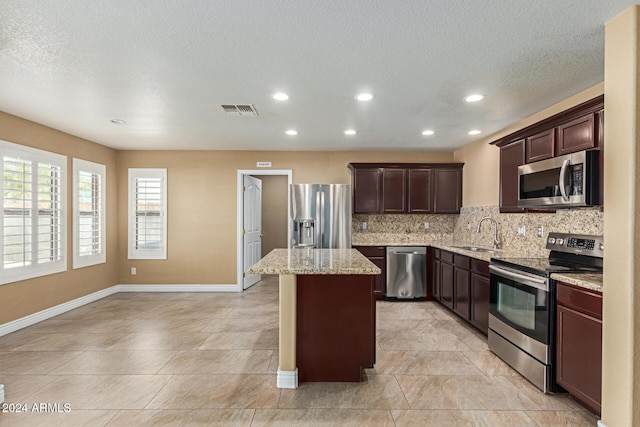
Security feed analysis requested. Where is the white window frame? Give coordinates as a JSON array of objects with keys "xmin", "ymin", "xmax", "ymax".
[
  {"xmin": 128, "ymin": 168, "xmax": 167, "ymax": 260},
  {"xmin": 72, "ymin": 158, "xmax": 106, "ymax": 269},
  {"xmin": 0, "ymin": 140, "xmax": 67, "ymax": 285}
]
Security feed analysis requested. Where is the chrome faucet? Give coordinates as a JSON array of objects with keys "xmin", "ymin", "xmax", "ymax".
[{"xmin": 477, "ymin": 217, "xmax": 501, "ymax": 249}]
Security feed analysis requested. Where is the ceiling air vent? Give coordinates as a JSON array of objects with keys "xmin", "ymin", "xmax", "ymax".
[{"xmin": 220, "ymin": 104, "xmax": 259, "ymax": 117}]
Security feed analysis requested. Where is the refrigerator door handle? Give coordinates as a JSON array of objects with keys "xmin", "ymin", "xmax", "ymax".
[{"xmin": 315, "ymin": 190, "xmax": 322, "ymax": 248}]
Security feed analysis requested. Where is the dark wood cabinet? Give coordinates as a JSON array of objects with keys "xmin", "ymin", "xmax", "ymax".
[
  {"xmin": 493, "ymin": 95, "xmax": 604, "ymax": 211},
  {"xmin": 348, "ymin": 163, "xmax": 463, "ymax": 214},
  {"xmin": 440, "ymin": 260, "xmax": 454, "ymax": 310},
  {"xmin": 354, "ymin": 246, "xmax": 386, "ymax": 300},
  {"xmin": 382, "ymin": 168, "xmax": 407, "ymax": 213},
  {"xmin": 352, "ymin": 168, "xmax": 381, "ymax": 214},
  {"xmin": 526, "ymin": 128, "xmax": 555, "ymax": 163},
  {"xmin": 432, "ymin": 168, "xmax": 463, "ymax": 213},
  {"xmin": 431, "ymin": 250, "xmax": 441, "ymax": 300},
  {"xmin": 453, "ymin": 265, "xmax": 470, "ymax": 319},
  {"xmin": 407, "ymin": 168, "xmax": 432, "ymax": 213},
  {"xmin": 469, "ymin": 258, "xmax": 490, "ymax": 335},
  {"xmin": 499, "ymin": 140, "xmax": 526, "ymax": 213},
  {"xmin": 556, "ymin": 282, "xmax": 602, "ymax": 415},
  {"xmin": 557, "ymin": 113, "xmax": 596, "ymax": 156},
  {"xmin": 433, "ymin": 250, "xmax": 489, "ymax": 335}
]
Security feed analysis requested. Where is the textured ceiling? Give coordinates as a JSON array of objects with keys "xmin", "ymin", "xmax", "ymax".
[{"xmin": 0, "ymin": 1, "xmax": 638, "ymax": 151}]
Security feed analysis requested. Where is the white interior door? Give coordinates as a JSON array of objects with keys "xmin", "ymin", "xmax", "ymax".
[{"xmin": 243, "ymin": 175, "xmax": 262, "ymax": 289}]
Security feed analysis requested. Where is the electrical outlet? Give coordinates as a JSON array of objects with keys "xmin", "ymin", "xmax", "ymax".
[
  {"xmin": 537, "ymin": 226, "xmax": 544, "ymax": 237},
  {"xmin": 131, "ymin": 267, "xmax": 137, "ymax": 275},
  {"xmin": 517, "ymin": 225, "xmax": 526, "ymax": 236},
  {"xmin": 424, "ymin": 222, "xmax": 430, "ymax": 230},
  {"xmin": 361, "ymin": 221, "xmax": 367, "ymax": 230}
]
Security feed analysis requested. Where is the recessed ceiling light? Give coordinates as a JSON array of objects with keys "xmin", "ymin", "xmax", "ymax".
[
  {"xmin": 273, "ymin": 92, "xmax": 289, "ymax": 101},
  {"xmin": 422, "ymin": 130, "xmax": 435, "ymax": 136},
  {"xmin": 468, "ymin": 129, "xmax": 482, "ymax": 135},
  {"xmin": 355, "ymin": 93, "xmax": 374, "ymax": 102},
  {"xmin": 110, "ymin": 119, "xmax": 126, "ymax": 125},
  {"xmin": 465, "ymin": 94, "xmax": 485, "ymax": 103},
  {"xmin": 285, "ymin": 129, "xmax": 298, "ymax": 136},
  {"xmin": 344, "ymin": 130, "xmax": 357, "ymax": 135}
]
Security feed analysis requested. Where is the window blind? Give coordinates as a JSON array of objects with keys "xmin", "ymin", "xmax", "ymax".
[{"xmin": 128, "ymin": 168, "xmax": 166, "ymax": 260}]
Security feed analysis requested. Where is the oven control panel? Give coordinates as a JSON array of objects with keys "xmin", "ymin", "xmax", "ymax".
[{"xmin": 546, "ymin": 232, "xmax": 604, "ymax": 258}]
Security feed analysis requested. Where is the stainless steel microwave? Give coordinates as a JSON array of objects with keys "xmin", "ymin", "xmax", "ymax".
[{"xmin": 518, "ymin": 150, "xmax": 599, "ymax": 209}]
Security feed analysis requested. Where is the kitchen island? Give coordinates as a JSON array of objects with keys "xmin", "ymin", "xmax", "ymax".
[{"xmin": 248, "ymin": 248, "xmax": 381, "ymax": 389}]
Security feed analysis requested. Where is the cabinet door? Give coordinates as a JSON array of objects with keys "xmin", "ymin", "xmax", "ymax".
[
  {"xmin": 382, "ymin": 168, "xmax": 407, "ymax": 213},
  {"xmin": 432, "ymin": 258, "xmax": 441, "ymax": 300},
  {"xmin": 453, "ymin": 267, "xmax": 470, "ymax": 320},
  {"xmin": 557, "ymin": 113, "xmax": 596, "ymax": 156},
  {"xmin": 556, "ymin": 304, "xmax": 602, "ymax": 415},
  {"xmin": 526, "ymin": 128, "xmax": 555, "ymax": 163},
  {"xmin": 408, "ymin": 168, "xmax": 432, "ymax": 213},
  {"xmin": 440, "ymin": 262, "xmax": 454, "ymax": 310},
  {"xmin": 432, "ymin": 168, "xmax": 462, "ymax": 214},
  {"xmin": 370, "ymin": 256, "xmax": 386, "ymax": 299},
  {"xmin": 353, "ymin": 168, "xmax": 381, "ymax": 213},
  {"xmin": 470, "ymin": 273, "xmax": 490, "ymax": 335},
  {"xmin": 500, "ymin": 139, "xmax": 526, "ymax": 213}
]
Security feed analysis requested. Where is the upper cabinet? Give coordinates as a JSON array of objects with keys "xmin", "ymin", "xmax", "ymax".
[
  {"xmin": 492, "ymin": 95, "xmax": 604, "ymax": 213},
  {"xmin": 500, "ymin": 139, "xmax": 526, "ymax": 213},
  {"xmin": 525, "ymin": 128, "xmax": 555, "ymax": 163},
  {"xmin": 348, "ymin": 163, "xmax": 463, "ymax": 214},
  {"xmin": 557, "ymin": 113, "xmax": 596, "ymax": 156}
]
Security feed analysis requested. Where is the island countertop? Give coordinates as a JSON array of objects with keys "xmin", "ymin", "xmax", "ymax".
[{"xmin": 248, "ymin": 248, "xmax": 381, "ymax": 275}]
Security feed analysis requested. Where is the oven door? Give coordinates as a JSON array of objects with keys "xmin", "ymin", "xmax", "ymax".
[{"xmin": 489, "ymin": 264, "xmax": 550, "ymax": 345}]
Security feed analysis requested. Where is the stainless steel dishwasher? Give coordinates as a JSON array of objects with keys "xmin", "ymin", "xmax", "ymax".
[{"xmin": 386, "ymin": 247, "xmax": 427, "ymax": 299}]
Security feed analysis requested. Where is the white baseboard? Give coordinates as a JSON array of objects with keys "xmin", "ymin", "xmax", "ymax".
[
  {"xmin": 597, "ymin": 421, "xmax": 606, "ymax": 427},
  {"xmin": 118, "ymin": 284, "xmax": 239, "ymax": 292},
  {"xmin": 0, "ymin": 383, "xmax": 4, "ymax": 404},
  {"xmin": 0, "ymin": 286, "xmax": 119, "ymax": 337},
  {"xmin": 0, "ymin": 283, "xmax": 240, "ymax": 337},
  {"xmin": 277, "ymin": 369, "xmax": 298, "ymax": 389}
]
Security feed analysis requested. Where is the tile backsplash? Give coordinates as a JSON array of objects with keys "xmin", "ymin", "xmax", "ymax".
[{"xmin": 353, "ymin": 206, "xmax": 603, "ymax": 256}]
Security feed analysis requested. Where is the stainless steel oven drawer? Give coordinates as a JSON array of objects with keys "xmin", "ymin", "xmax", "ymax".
[{"xmin": 489, "ymin": 329, "xmax": 551, "ymax": 393}]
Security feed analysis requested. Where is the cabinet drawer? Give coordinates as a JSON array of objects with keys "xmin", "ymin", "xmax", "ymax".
[
  {"xmin": 470, "ymin": 258, "xmax": 489, "ymax": 275},
  {"xmin": 440, "ymin": 250, "xmax": 454, "ymax": 264},
  {"xmin": 354, "ymin": 246, "xmax": 385, "ymax": 257},
  {"xmin": 454, "ymin": 253, "xmax": 470, "ymax": 269},
  {"xmin": 557, "ymin": 282, "xmax": 602, "ymax": 320}
]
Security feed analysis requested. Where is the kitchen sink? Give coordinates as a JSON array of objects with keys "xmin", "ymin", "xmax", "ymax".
[{"xmin": 451, "ymin": 245, "xmax": 495, "ymax": 253}]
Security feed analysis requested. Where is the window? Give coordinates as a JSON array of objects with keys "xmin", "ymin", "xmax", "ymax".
[
  {"xmin": 128, "ymin": 168, "xmax": 167, "ymax": 259},
  {"xmin": 1, "ymin": 140, "xmax": 67, "ymax": 285},
  {"xmin": 73, "ymin": 159, "xmax": 106, "ymax": 268}
]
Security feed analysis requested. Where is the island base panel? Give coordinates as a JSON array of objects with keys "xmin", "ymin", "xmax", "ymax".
[{"xmin": 296, "ymin": 274, "xmax": 376, "ymax": 382}]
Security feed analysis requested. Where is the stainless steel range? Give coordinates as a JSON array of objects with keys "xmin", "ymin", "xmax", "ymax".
[{"xmin": 488, "ymin": 232, "xmax": 604, "ymax": 393}]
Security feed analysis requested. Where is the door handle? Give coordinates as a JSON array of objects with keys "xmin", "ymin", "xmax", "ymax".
[
  {"xmin": 260, "ymin": 233, "xmax": 264, "ymax": 238},
  {"xmin": 559, "ymin": 159, "xmax": 571, "ymax": 201}
]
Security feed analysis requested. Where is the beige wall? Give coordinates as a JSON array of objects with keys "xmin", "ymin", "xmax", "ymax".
[
  {"xmin": 601, "ymin": 6, "xmax": 640, "ymax": 426},
  {"xmin": 454, "ymin": 83, "xmax": 605, "ymax": 207},
  {"xmin": 117, "ymin": 150, "xmax": 453, "ymax": 285},
  {"xmin": 257, "ymin": 175, "xmax": 288, "ymax": 256},
  {"xmin": 0, "ymin": 112, "xmax": 119, "ymax": 324}
]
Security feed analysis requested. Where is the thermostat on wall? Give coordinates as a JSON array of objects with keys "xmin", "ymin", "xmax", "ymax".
[{"xmin": 257, "ymin": 162, "xmax": 272, "ymax": 167}]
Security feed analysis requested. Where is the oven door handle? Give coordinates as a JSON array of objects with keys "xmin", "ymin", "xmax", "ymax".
[
  {"xmin": 489, "ymin": 265, "xmax": 549, "ymax": 291},
  {"xmin": 559, "ymin": 159, "xmax": 571, "ymax": 202}
]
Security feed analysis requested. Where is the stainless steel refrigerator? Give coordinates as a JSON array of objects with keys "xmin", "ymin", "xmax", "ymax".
[{"xmin": 290, "ymin": 184, "xmax": 351, "ymax": 249}]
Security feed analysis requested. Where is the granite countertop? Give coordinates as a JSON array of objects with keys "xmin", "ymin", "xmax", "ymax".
[
  {"xmin": 551, "ymin": 273, "xmax": 603, "ymax": 293},
  {"xmin": 248, "ymin": 248, "xmax": 382, "ymax": 275}
]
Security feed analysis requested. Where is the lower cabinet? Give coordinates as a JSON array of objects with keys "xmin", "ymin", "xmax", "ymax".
[
  {"xmin": 431, "ymin": 249, "xmax": 490, "ymax": 335},
  {"xmin": 353, "ymin": 246, "xmax": 386, "ymax": 299},
  {"xmin": 556, "ymin": 282, "xmax": 602, "ymax": 415},
  {"xmin": 469, "ymin": 259, "xmax": 490, "ymax": 335}
]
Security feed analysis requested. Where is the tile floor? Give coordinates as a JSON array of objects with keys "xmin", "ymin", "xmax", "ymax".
[{"xmin": 0, "ymin": 275, "xmax": 599, "ymax": 426}]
